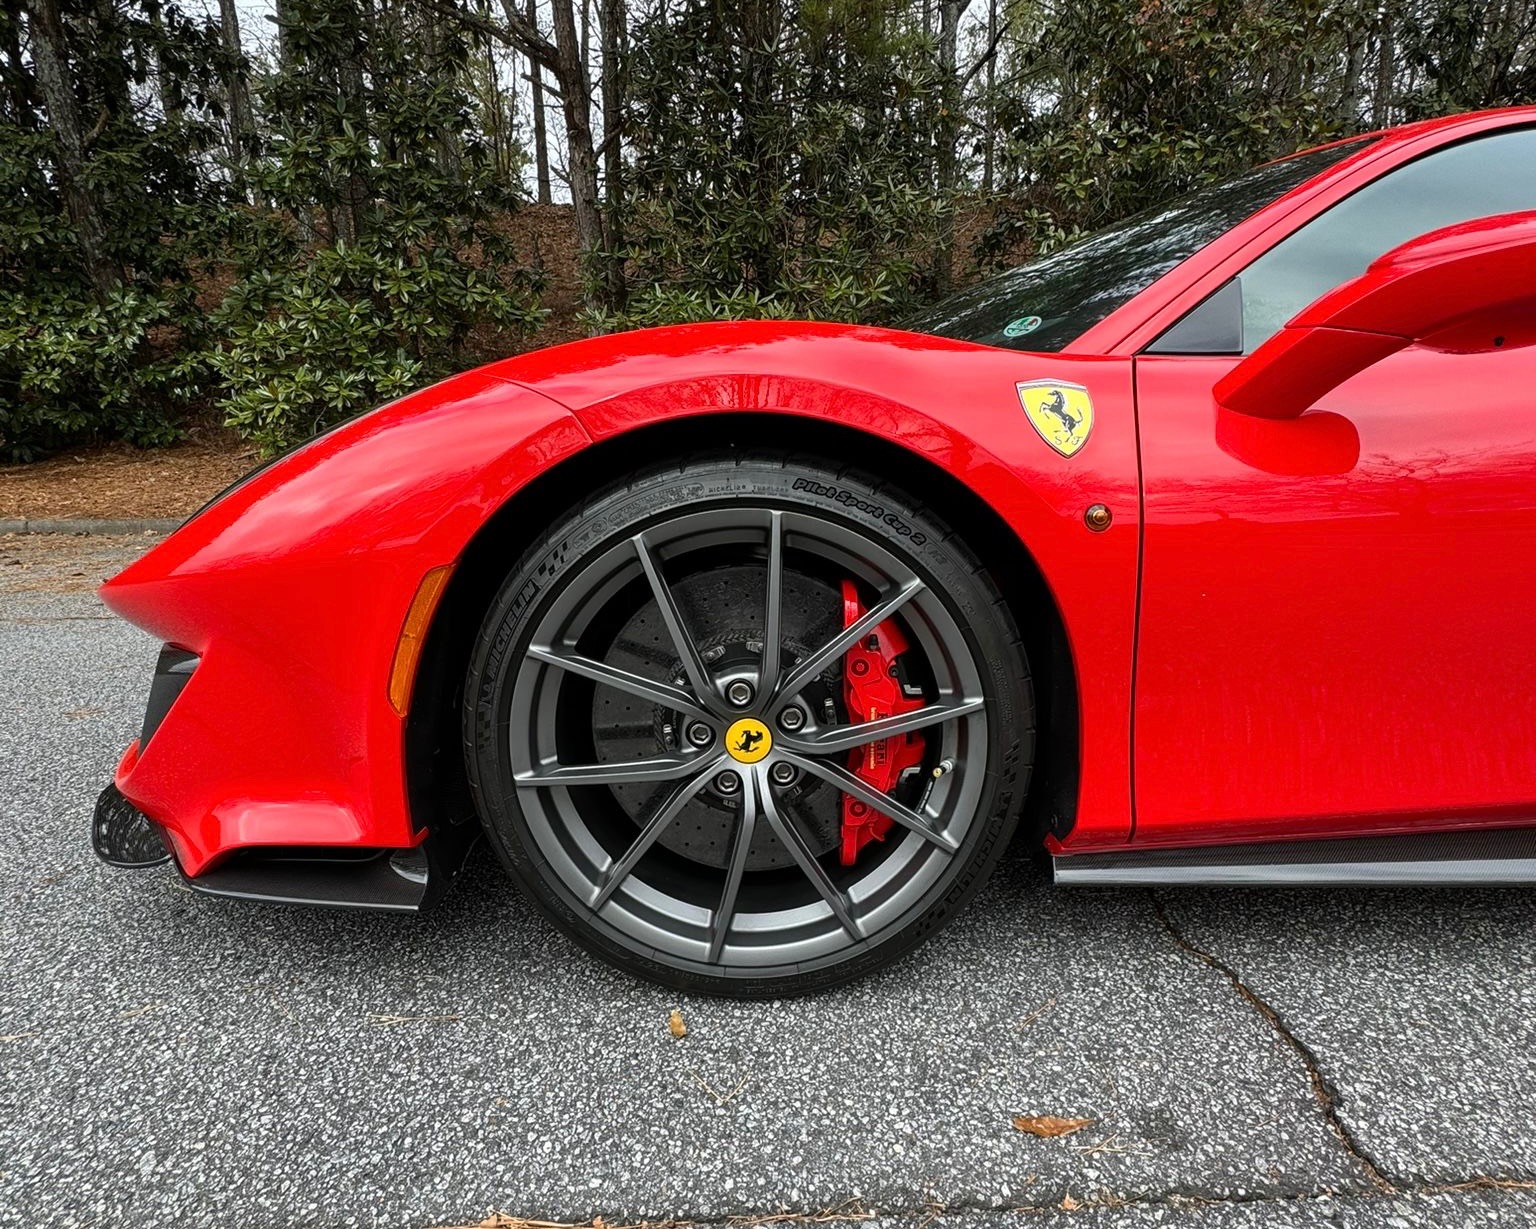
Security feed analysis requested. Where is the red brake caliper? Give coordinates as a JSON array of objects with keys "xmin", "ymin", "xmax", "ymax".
[{"xmin": 838, "ymin": 580, "xmax": 926, "ymax": 865}]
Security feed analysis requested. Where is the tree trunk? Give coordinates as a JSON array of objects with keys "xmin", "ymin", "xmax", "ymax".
[
  {"xmin": 485, "ymin": 0, "xmax": 603, "ymax": 304},
  {"xmin": 548, "ymin": 0, "xmax": 605, "ymax": 290},
  {"xmin": 982, "ymin": 0, "xmax": 996, "ymax": 193},
  {"xmin": 1340, "ymin": 22, "xmax": 1364, "ymax": 125},
  {"xmin": 598, "ymin": 0, "xmax": 626, "ymax": 304},
  {"xmin": 934, "ymin": 0, "xmax": 961, "ymax": 290},
  {"xmin": 26, "ymin": 0, "xmax": 117, "ymax": 297},
  {"xmin": 149, "ymin": 8, "xmax": 183, "ymax": 127},
  {"xmin": 739, "ymin": 0, "xmax": 783, "ymax": 292},
  {"xmin": 274, "ymin": 0, "xmax": 298, "ymax": 66},
  {"xmin": 334, "ymin": 0, "xmax": 372, "ymax": 244},
  {"xmin": 422, "ymin": 6, "xmax": 464, "ymax": 182},
  {"xmin": 217, "ymin": 0, "xmax": 254, "ymax": 198},
  {"xmin": 527, "ymin": 0, "xmax": 552, "ymax": 203},
  {"xmin": 1371, "ymin": 16, "xmax": 1395, "ymax": 129}
]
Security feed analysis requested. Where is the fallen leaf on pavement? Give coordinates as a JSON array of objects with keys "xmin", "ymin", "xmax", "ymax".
[
  {"xmin": 668, "ymin": 1008, "xmax": 687, "ymax": 1039},
  {"xmin": 1012, "ymin": 1114, "xmax": 1094, "ymax": 1138},
  {"xmin": 1060, "ymin": 1194, "xmax": 1080, "ymax": 1211}
]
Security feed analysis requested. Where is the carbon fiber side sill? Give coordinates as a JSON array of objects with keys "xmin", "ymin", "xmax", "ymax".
[{"xmin": 1054, "ymin": 826, "xmax": 1536, "ymax": 886}]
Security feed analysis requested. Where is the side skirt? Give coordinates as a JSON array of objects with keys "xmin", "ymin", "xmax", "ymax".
[{"xmin": 1053, "ymin": 827, "xmax": 1536, "ymax": 886}]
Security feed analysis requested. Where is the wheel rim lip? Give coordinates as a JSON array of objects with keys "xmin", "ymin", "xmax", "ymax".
[{"xmin": 504, "ymin": 503, "xmax": 990, "ymax": 973}]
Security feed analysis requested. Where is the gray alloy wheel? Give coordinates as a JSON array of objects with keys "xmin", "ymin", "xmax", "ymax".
[{"xmin": 465, "ymin": 456, "xmax": 1032, "ymax": 995}]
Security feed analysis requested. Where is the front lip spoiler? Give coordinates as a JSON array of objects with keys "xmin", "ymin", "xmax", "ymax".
[
  {"xmin": 183, "ymin": 844, "xmax": 445, "ymax": 913},
  {"xmin": 91, "ymin": 782, "xmax": 480, "ymax": 913}
]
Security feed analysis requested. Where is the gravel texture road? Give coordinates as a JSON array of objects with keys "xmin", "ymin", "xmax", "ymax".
[{"xmin": 3, "ymin": 534, "xmax": 1534, "ymax": 1229}]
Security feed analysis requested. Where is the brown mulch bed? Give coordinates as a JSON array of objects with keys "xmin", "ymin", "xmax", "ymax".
[{"xmin": 0, "ymin": 431, "xmax": 259, "ymax": 521}]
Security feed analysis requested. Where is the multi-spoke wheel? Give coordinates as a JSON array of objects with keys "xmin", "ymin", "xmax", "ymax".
[{"xmin": 465, "ymin": 456, "xmax": 1033, "ymax": 994}]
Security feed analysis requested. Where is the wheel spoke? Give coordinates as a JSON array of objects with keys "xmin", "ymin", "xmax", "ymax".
[
  {"xmin": 633, "ymin": 532, "xmax": 717, "ymax": 707},
  {"xmin": 778, "ymin": 750, "xmax": 959, "ymax": 853},
  {"xmin": 757, "ymin": 767, "xmax": 862, "ymax": 940},
  {"xmin": 516, "ymin": 753, "xmax": 707, "ymax": 788},
  {"xmin": 527, "ymin": 644, "xmax": 713, "ymax": 720},
  {"xmin": 780, "ymin": 697, "xmax": 985, "ymax": 755},
  {"xmin": 591, "ymin": 764, "xmax": 723, "ymax": 909},
  {"xmin": 759, "ymin": 511, "xmax": 785, "ymax": 697},
  {"xmin": 707, "ymin": 770, "xmax": 759, "ymax": 963},
  {"xmin": 774, "ymin": 576, "xmax": 926, "ymax": 702}
]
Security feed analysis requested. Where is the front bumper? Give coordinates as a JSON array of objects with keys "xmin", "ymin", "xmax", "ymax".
[
  {"xmin": 95, "ymin": 645, "xmax": 478, "ymax": 912},
  {"xmin": 92, "ymin": 775, "xmax": 474, "ymax": 913}
]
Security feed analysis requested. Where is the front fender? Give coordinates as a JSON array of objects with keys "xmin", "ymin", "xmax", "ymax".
[{"xmin": 491, "ymin": 322, "xmax": 1140, "ymax": 847}]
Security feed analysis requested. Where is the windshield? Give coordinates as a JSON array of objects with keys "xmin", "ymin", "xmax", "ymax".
[{"xmin": 901, "ymin": 138, "xmax": 1375, "ymax": 352}]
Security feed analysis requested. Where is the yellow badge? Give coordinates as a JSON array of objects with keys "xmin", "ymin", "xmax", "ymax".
[
  {"xmin": 725, "ymin": 717, "xmax": 772, "ymax": 764},
  {"xmin": 1017, "ymin": 380, "xmax": 1094, "ymax": 457}
]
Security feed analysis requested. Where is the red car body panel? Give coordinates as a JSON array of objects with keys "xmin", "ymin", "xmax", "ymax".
[
  {"xmin": 98, "ymin": 105, "xmax": 1536, "ymax": 878},
  {"xmin": 1134, "ymin": 343, "xmax": 1536, "ymax": 848}
]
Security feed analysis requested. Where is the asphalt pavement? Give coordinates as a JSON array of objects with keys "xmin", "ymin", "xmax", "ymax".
[{"xmin": 3, "ymin": 534, "xmax": 1535, "ymax": 1229}]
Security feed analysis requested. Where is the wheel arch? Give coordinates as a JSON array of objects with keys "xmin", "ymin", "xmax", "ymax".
[{"xmin": 405, "ymin": 412, "xmax": 1080, "ymax": 849}]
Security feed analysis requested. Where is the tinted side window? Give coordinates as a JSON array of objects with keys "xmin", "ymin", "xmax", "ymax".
[{"xmin": 1238, "ymin": 128, "xmax": 1536, "ymax": 351}]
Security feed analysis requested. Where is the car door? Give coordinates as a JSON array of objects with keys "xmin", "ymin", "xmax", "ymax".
[{"xmin": 1132, "ymin": 126, "xmax": 1536, "ymax": 847}]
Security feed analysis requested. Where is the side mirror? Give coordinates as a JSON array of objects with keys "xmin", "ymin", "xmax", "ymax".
[{"xmin": 1215, "ymin": 211, "xmax": 1536, "ymax": 420}]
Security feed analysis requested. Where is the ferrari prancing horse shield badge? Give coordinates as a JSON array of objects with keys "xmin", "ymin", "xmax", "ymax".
[{"xmin": 1017, "ymin": 380, "xmax": 1094, "ymax": 457}]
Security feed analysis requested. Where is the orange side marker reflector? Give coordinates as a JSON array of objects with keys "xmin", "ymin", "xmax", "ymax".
[{"xmin": 388, "ymin": 565, "xmax": 454, "ymax": 717}]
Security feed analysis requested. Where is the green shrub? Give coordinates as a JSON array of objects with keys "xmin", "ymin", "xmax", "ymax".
[
  {"xmin": 0, "ymin": 286, "xmax": 202, "ymax": 461},
  {"xmin": 209, "ymin": 241, "xmax": 541, "ymax": 453}
]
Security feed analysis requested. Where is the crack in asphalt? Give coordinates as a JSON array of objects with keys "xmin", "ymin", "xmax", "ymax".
[{"xmin": 1146, "ymin": 890, "xmax": 1399, "ymax": 1195}]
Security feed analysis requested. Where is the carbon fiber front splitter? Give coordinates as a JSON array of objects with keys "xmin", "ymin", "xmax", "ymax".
[{"xmin": 90, "ymin": 782, "xmax": 479, "ymax": 913}]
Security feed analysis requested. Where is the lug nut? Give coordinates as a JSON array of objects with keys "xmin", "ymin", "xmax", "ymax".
[
  {"xmin": 770, "ymin": 762, "xmax": 797, "ymax": 786},
  {"xmin": 777, "ymin": 706, "xmax": 806, "ymax": 732},
  {"xmin": 725, "ymin": 679, "xmax": 755, "ymax": 707},
  {"xmin": 715, "ymin": 771, "xmax": 742, "ymax": 795},
  {"xmin": 685, "ymin": 721, "xmax": 714, "ymax": 748}
]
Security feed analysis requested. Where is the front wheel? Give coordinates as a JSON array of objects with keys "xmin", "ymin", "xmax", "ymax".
[{"xmin": 464, "ymin": 455, "xmax": 1033, "ymax": 995}]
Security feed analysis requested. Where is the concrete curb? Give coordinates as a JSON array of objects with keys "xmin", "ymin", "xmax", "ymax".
[{"xmin": 0, "ymin": 518, "xmax": 179, "ymax": 535}]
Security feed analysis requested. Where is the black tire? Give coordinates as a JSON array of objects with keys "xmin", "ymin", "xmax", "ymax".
[{"xmin": 464, "ymin": 453, "xmax": 1033, "ymax": 996}]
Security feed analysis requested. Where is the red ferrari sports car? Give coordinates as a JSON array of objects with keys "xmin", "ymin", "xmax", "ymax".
[{"xmin": 95, "ymin": 107, "xmax": 1536, "ymax": 995}]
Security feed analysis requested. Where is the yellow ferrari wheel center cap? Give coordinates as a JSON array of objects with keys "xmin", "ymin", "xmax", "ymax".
[{"xmin": 725, "ymin": 717, "xmax": 772, "ymax": 764}]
